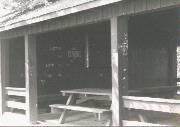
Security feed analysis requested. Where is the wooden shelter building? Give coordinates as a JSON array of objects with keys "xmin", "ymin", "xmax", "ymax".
[{"xmin": 0, "ymin": 0, "xmax": 179, "ymax": 126}]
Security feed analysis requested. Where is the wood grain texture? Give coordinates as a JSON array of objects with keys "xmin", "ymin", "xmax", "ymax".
[
  {"xmin": 6, "ymin": 101, "xmax": 26, "ymax": 110},
  {"xmin": 123, "ymin": 120, "xmax": 167, "ymax": 126},
  {"xmin": 49, "ymin": 104, "xmax": 110, "ymax": 113},
  {"xmin": 0, "ymin": 40, "xmax": 9, "ymax": 117},
  {"xmin": 25, "ymin": 34, "xmax": 37, "ymax": 124},
  {"xmin": 147, "ymin": 0, "xmax": 161, "ymax": 10},
  {"xmin": 61, "ymin": 88, "xmax": 111, "ymax": 96},
  {"xmin": 111, "ymin": 16, "xmax": 129, "ymax": 126},
  {"xmin": 123, "ymin": 96, "xmax": 180, "ymax": 114},
  {"xmin": 6, "ymin": 90, "xmax": 26, "ymax": 96},
  {"xmin": 134, "ymin": 0, "xmax": 147, "ymax": 13},
  {"xmin": 58, "ymin": 94, "xmax": 74, "ymax": 124},
  {"xmin": 160, "ymin": 0, "xmax": 177, "ymax": 7}
]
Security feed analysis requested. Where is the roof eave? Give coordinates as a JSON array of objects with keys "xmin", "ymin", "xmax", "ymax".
[{"xmin": 0, "ymin": 0, "xmax": 122, "ymax": 32}]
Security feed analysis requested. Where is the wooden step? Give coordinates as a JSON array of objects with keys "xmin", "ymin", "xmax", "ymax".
[{"xmin": 49, "ymin": 104, "xmax": 110, "ymax": 113}]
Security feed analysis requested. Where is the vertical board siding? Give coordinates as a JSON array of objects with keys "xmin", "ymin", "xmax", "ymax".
[
  {"xmin": 118, "ymin": 0, "xmax": 134, "ymax": 15},
  {"xmin": 160, "ymin": 0, "xmax": 177, "ymax": 7},
  {"xmin": 134, "ymin": 0, "xmax": 147, "ymax": 13},
  {"xmin": 147, "ymin": 0, "xmax": 161, "ymax": 10},
  {"xmin": 76, "ymin": 12, "xmax": 86, "ymax": 25}
]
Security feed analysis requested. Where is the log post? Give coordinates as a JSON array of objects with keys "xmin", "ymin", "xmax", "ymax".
[
  {"xmin": 0, "ymin": 39, "xmax": 9, "ymax": 117},
  {"xmin": 111, "ymin": 16, "xmax": 129, "ymax": 126},
  {"xmin": 25, "ymin": 34, "xmax": 37, "ymax": 124}
]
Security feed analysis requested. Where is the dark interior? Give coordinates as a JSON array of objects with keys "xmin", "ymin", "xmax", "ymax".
[
  {"xmin": 9, "ymin": 37, "xmax": 25, "ymax": 88},
  {"xmin": 128, "ymin": 8, "xmax": 178, "ymax": 98},
  {"xmin": 36, "ymin": 21, "xmax": 111, "ymax": 96}
]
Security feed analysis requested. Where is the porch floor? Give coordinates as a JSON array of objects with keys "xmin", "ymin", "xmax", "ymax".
[
  {"xmin": 38, "ymin": 111, "xmax": 109, "ymax": 126},
  {"xmin": 0, "ymin": 111, "xmax": 179, "ymax": 126}
]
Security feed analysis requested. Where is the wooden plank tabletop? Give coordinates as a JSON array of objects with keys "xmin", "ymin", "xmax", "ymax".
[{"xmin": 61, "ymin": 88, "xmax": 112, "ymax": 96}]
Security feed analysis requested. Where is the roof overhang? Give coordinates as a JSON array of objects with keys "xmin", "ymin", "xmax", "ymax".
[{"xmin": 0, "ymin": 0, "xmax": 123, "ymax": 32}]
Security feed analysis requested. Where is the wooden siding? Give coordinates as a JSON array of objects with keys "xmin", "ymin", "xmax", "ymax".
[{"xmin": 0, "ymin": 0, "xmax": 178, "ymax": 39}]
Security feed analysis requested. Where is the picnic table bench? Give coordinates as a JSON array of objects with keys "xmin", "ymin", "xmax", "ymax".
[{"xmin": 49, "ymin": 88, "xmax": 112, "ymax": 124}]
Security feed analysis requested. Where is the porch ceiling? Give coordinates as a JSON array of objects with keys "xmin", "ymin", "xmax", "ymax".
[{"xmin": 0, "ymin": 0, "xmax": 178, "ymax": 39}]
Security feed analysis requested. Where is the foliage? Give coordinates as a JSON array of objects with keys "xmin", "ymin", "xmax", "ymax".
[{"xmin": 0, "ymin": 0, "xmax": 57, "ymax": 12}]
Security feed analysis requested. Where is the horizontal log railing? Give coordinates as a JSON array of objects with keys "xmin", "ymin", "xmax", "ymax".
[
  {"xmin": 122, "ymin": 96, "xmax": 180, "ymax": 126},
  {"xmin": 5, "ymin": 87, "xmax": 26, "ymax": 111},
  {"xmin": 123, "ymin": 96, "xmax": 180, "ymax": 114},
  {"xmin": 5, "ymin": 87, "xmax": 26, "ymax": 97},
  {"xmin": 6, "ymin": 101, "xmax": 26, "ymax": 110}
]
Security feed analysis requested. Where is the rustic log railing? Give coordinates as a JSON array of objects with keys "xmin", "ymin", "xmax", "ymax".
[
  {"xmin": 122, "ymin": 96, "xmax": 180, "ymax": 126},
  {"xmin": 5, "ymin": 87, "xmax": 26, "ymax": 111},
  {"xmin": 5, "ymin": 87, "xmax": 26, "ymax": 97}
]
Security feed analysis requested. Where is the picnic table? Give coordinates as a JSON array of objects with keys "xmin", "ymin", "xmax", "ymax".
[{"xmin": 49, "ymin": 88, "xmax": 112, "ymax": 124}]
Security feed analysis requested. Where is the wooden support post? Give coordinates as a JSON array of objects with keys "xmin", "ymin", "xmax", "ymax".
[
  {"xmin": 85, "ymin": 32, "xmax": 89, "ymax": 68},
  {"xmin": 111, "ymin": 16, "xmax": 128, "ymax": 126},
  {"xmin": 0, "ymin": 39, "xmax": 9, "ymax": 117},
  {"xmin": 25, "ymin": 34, "xmax": 37, "ymax": 124}
]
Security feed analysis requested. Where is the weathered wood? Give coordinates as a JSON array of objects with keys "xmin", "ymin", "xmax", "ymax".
[
  {"xmin": 0, "ymin": 39, "xmax": 9, "ymax": 117},
  {"xmin": 123, "ymin": 96, "xmax": 180, "ymax": 114},
  {"xmin": 0, "ymin": 0, "xmax": 123, "ymax": 33},
  {"xmin": 58, "ymin": 94, "xmax": 74, "ymax": 124},
  {"xmin": 61, "ymin": 88, "xmax": 111, "ymax": 96},
  {"xmin": 111, "ymin": 16, "xmax": 129, "ymax": 126},
  {"xmin": 110, "ymin": 17, "xmax": 119, "ymax": 126},
  {"xmin": 0, "ymin": 40, "xmax": 4, "ymax": 117},
  {"xmin": 160, "ymin": 0, "xmax": 177, "ymax": 7},
  {"xmin": 147, "ymin": 0, "xmax": 161, "ymax": 10},
  {"xmin": 25, "ymin": 34, "xmax": 37, "ymax": 124},
  {"xmin": 5, "ymin": 87, "xmax": 26, "ymax": 91},
  {"xmin": 118, "ymin": 16, "xmax": 129, "ymax": 96},
  {"xmin": 85, "ymin": 33, "xmax": 89, "ymax": 68},
  {"xmin": 49, "ymin": 104, "xmax": 110, "ymax": 113},
  {"xmin": 123, "ymin": 120, "xmax": 167, "ymax": 126},
  {"xmin": 0, "ymin": 0, "xmax": 178, "ymax": 39},
  {"xmin": 6, "ymin": 101, "xmax": 26, "ymax": 110},
  {"xmin": 6, "ymin": 90, "xmax": 26, "ymax": 97},
  {"xmin": 5, "ymin": 87, "xmax": 26, "ymax": 96},
  {"xmin": 168, "ymin": 32, "xmax": 177, "ymax": 90},
  {"xmin": 111, "ymin": 17, "xmax": 119, "ymax": 126},
  {"xmin": 134, "ymin": 0, "xmax": 147, "ymax": 13},
  {"xmin": 76, "ymin": 96, "xmax": 110, "ymax": 104}
]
